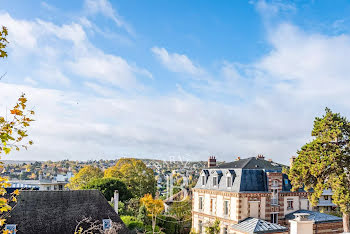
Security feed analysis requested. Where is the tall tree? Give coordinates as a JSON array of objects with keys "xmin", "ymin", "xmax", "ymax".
[
  {"xmin": 287, "ymin": 108, "xmax": 350, "ymax": 232},
  {"xmin": 67, "ymin": 165, "xmax": 103, "ymax": 190},
  {"xmin": 82, "ymin": 177, "xmax": 132, "ymax": 202},
  {"xmin": 104, "ymin": 158, "xmax": 156, "ymax": 198},
  {"xmin": 140, "ymin": 194, "xmax": 164, "ymax": 234},
  {"xmin": 0, "ymin": 26, "xmax": 35, "ymax": 232}
]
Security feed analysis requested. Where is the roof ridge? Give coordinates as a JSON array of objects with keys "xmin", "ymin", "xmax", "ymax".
[{"xmin": 241, "ymin": 157, "xmax": 254, "ymax": 169}]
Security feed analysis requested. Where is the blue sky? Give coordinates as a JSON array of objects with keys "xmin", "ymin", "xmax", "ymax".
[{"xmin": 1, "ymin": 0, "xmax": 350, "ymax": 163}]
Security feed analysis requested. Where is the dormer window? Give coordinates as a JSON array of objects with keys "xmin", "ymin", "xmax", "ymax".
[
  {"xmin": 201, "ymin": 175, "xmax": 205, "ymax": 186},
  {"xmin": 213, "ymin": 176, "xmax": 217, "ymax": 186},
  {"xmin": 227, "ymin": 177, "xmax": 232, "ymax": 187}
]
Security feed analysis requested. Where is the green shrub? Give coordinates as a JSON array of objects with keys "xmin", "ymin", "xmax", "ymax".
[
  {"xmin": 121, "ymin": 215, "xmax": 144, "ymax": 231},
  {"xmin": 145, "ymin": 225, "xmax": 165, "ymax": 234},
  {"xmin": 157, "ymin": 215, "xmax": 178, "ymax": 234}
]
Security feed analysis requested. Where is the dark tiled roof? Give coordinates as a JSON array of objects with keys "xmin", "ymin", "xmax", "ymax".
[
  {"xmin": 7, "ymin": 190, "xmax": 130, "ymax": 234},
  {"xmin": 231, "ymin": 217, "xmax": 288, "ymax": 233},
  {"xmin": 240, "ymin": 170, "xmax": 268, "ymax": 192},
  {"xmin": 285, "ymin": 210, "xmax": 342, "ymax": 224},
  {"xmin": 213, "ymin": 157, "xmax": 285, "ymax": 170}
]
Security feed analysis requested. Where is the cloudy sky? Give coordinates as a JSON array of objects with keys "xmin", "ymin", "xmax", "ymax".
[{"xmin": 1, "ymin": 0, "xmax": 350, "ymax": 163}]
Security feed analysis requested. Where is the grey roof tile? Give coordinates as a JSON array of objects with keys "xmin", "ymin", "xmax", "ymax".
[
  {"xmin": 212, "ymin": 157, "xmax": 285, "ymax": 170},
  {"xmin": 231, "ymin": 217, "xmax": 288, "ymax": 233},
  {"xmin": 284, "ymin": 210, "xmax": 342, "ymax": 223}
]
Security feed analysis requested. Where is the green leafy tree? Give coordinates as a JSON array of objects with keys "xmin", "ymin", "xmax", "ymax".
[
  {"xmin": 287, "ymin": 108, "xmax": 350, "ymax": 232},
  {"xmin": 82, "ymin": 177, "xmax": 132, "ymax": 202},
  {"xmin": 104, "ymin": 158, "xmax": 156, "ymax": 198},
  {"xmin": 205, "ymin": 219, "xmax": 220, "ymax": 234},
  {"xmin": 67, "ymin": 165, "xmax": 103, "ymax": 190},
  {"xmin": 137, "ymin": 204, "xmax": 150, "ymax": 225},
  {"xmin": 169, "ymin": 197, "xmax": 192, "ymax": 233}
]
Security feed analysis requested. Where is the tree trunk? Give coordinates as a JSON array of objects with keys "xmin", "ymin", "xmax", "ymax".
[
  {"xmin": 344, "ymin": 213, "xmax": 350, "ymax": 233},
  {"xmin": 152, "ymin": 216, "xmax": 156, "ymax": 234}
]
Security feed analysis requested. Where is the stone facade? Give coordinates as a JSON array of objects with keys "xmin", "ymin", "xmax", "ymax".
[
  {"xmin": 192, "ymin": 187, "xmax": 312, "ymax": 233},
  {"xmin": 191, "ymin": 156, "xmax": 343, "ymax": 234}
]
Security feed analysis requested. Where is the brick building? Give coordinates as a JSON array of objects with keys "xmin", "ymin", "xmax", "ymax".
[{"xmin": 191, "ymin": 155, "xmax": 343, "ymax": 233}]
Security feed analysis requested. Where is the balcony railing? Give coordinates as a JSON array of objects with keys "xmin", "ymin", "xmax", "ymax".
[{"xmin": 317, "ymin": 200, "xmax": 336, "ymax": 206}]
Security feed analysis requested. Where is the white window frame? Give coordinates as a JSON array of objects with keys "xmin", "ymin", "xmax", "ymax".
[
  {"xmin": 199, "ymin": 196, "xmax": 203, "ymax": 210},
  {"xmin": 224, "ymin": 200, "xmax": 229, "ymax": 216},
  {"xmin": 227, "ymin": 176, "xmax": 232, "ymax": 187},
  {"xmin": 213, "ymin": 176, "xmax": 217, "ymax": 187},
  {"xmin": 270, "ymin": 213, "xmax": 278, "ymax": 224}
]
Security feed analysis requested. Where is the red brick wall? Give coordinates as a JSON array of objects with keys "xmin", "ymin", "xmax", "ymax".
[
  {"xmin": 313, "ymin": 221, "xmax": 343, "ymax": 234},
  {"xmin": 281, "ymin": 220, "xmax": 343, "ymax": 234}
]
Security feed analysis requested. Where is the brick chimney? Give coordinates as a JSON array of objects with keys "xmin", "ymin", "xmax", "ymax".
[
  {"xmin": 208, "ymin": 156, "xmax": 216, "ymax": 168},
  {"xmin": 236, "ymin": 156, "xmax": 241, "ymax": 161},
  {"xmin": 256, "ymin": 154, "xmax": 265, "ymax": 160}
]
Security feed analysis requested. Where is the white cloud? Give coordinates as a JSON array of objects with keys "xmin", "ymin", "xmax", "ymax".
[
  {"xmin": 151, "ymin": 47, "xmax": 204, "ymax": 76},
  {"xmin": 84, "ymin": 0, "xmax": 134, "ymax": 35},
  {"xmin": 0, "ymin": 82, "xmax": 306, "ymax": 163},
  {"xmin": 258, "ymin": 23, "xmax": 350, "ymax": 99},
  {"xmin": 0, "ymin": 12, "xmax": 149, "ymax": 90}
]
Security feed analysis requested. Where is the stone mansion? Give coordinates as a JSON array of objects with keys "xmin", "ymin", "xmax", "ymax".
[{"xmin": 191, "ymin": 155, "xmax": 343, "ymax": 234}]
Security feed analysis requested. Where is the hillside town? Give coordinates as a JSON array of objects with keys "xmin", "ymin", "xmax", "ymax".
[
  {"xmin": 2, "ymin": 155, "xmax": 344, "ymax": 234},
  {"xmin": 1, "ymin": 0, "xmax": 350, "ymax": 234}
]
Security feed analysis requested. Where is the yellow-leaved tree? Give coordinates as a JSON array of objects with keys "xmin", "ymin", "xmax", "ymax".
[
  {"xmin": 67, "ymin": 165, "xmax": 103, "ymax": 190},
  {"xmin": 104, "ymin": 158, "xmax": 156, "ymax": 198},
  {"xmin": 140, "ymin": 193, "xmax": 164, "ymax": 234},
  {"xmin": 0, "ymin": 25, "xmax": 35, "ymax": 233}
]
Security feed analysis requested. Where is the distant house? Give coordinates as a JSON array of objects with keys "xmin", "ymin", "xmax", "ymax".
[
  {"xmin": 315, "ymin": 189, "xmax": 337, "ymax": 212},
  {"xmin": 5, "ymin": 183, "xmax": 39, "ymax": 193},
  {"xmin": 9, "ymin": 172, "xmax": 73, "ymax": 191},
  {"xmin": 8, "ymin": 179, "xmax": 67, "ymax": 191},
  {"xmin": 6, "ymin": 190, "xmax": 130, "ymax": 234}
]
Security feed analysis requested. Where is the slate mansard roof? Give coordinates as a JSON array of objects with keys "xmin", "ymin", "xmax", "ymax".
[
  {"xmin": 231, "ymin": 217, "xmax": 288, "ymax": 233},
  {"xmin": 6, "ymin": 190, "xmax": 130, "ymax": 234},
  {"xmin": 195, "ymin": 157, "xmax": 291, "ymax": 192}
]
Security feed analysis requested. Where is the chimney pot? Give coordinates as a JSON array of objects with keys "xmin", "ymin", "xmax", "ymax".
[
  {"xmin": 208, "ymin": 156, "xmax": 216, "ymax": 168},
  {"xmin": 257, "ymin": 154, "xmax": 265, "ymax": 159}
]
